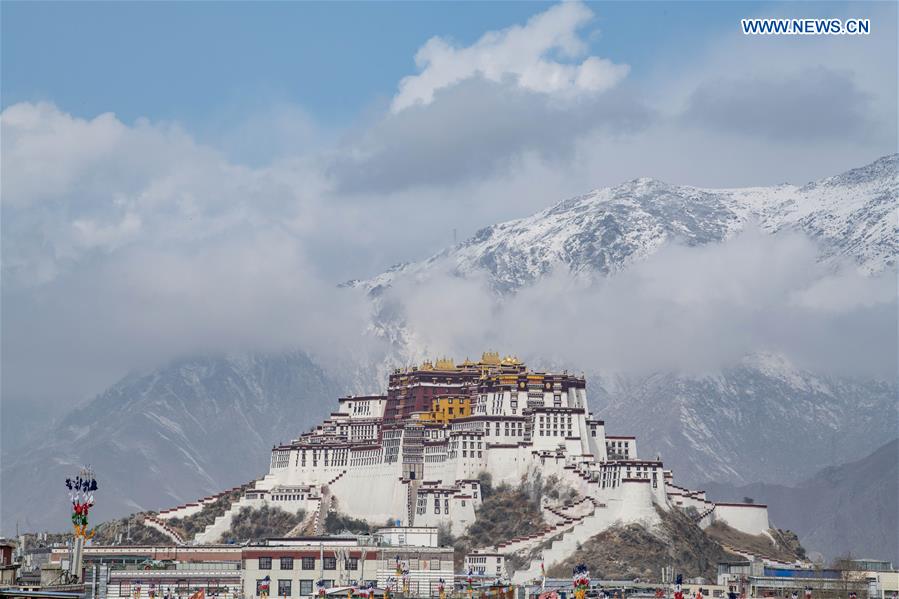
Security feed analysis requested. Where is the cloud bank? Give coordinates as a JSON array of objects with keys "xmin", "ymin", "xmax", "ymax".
[{"xmin": 383, "ymin": 229, "xmax": 897, "ymax": 381}]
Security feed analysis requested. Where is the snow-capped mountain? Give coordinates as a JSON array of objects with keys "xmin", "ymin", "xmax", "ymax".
[
  {"xmin": 0, "ymin": 352, "xmax": 344, "ymax": 535},
  {"xmin": 590, "ymin": 353, "xmax": 898, "ymax": 486},
  {"xmin": 353, "ymin": 154, "xmax": 898, "ymax": 486},
  {"xmin": 350, "ymin": 154, "xmax": 896, "ymax": 295}
]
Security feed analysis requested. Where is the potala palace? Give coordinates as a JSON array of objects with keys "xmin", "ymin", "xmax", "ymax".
[{"xmin": 151, "ymin": 353, "xmax": 772, "ymax": 581}]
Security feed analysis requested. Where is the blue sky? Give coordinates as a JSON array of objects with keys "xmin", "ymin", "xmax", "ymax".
[{"xmin": 3, "ymin": 1, "xmax": 768, "ymax": 128}]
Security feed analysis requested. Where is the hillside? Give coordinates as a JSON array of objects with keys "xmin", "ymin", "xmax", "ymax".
[
  {"xmin": 703, "ymin": 438, "xmax": 899, "ymax": 564},
  {"xmin": 1, "ymin": 351, "xmax": 344, "ymax": 535},
  {"xmin": 445, "ymin": 474, "xmax": 552, "ymax": 570},
  {"xmin": 220, "ymin": 505, "xmax": 307, "ymax": 543},
  {"xmin": 546, "ymin": 506, "xmax": 805, "ymax": 582},
  {"xmin": 549, "ymin": 507, "xmax": 728, "ymax": 581}
]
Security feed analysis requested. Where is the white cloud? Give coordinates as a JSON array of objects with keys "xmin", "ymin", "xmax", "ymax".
[
  {"xmin": 391, "ymin": 1, "xmax": 629, "ymax": 113},
  {"xmin": 383, "ymin": 229, "xmax": 897, "ymax": 380}
]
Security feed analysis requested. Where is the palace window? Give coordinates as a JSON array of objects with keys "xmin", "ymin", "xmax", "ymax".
[
  {"xmin": 301, "ymin": 557, "xmax": 315, "ymax": 570},
  {"xmin": 346, "ymin": 558, "xmax": 359, "ymax": 570},
  {"xmin": 259, "ymin": 557, "xmax": 272, "ymax": 570},
  {"xmin": 299, "ymin": 581, "xmax": 313, "ymax": 596},
  {"xmin": 280, "ymin": 557, "xmax": 294, "ymax": 570},
  {"xmin": 278, "ymin": 580, "xmax": 292, "ymax": 597},
  {"xmin": 323, "ymin": 557, "xmax": 336, "ymax": 570}
]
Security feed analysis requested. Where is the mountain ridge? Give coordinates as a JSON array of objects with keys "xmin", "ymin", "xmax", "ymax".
[
  {"xmin": 0, "ymin": 351, "xmax": 344, "ymax": 535},
  {"xmin": 348, "ymin": 153, "xmax": 896, "ymax": 295}
]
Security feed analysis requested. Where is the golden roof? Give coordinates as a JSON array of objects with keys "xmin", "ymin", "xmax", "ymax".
[
  {"xmin": 434, "ymin": 357, "xmax": 455, "ymax": 370},
  {"xmin": 480, "ymin": 351, "xmax": 501, "ymax": 365}
]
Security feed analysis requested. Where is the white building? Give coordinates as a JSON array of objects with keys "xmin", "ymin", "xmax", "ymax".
[
  {"xmin": 157, "ymin": 354, "xmax": 771, "ymax": 582},
  {"xmin": 240, "ymin": 533, "xmax": 453, "ymax": 599}
]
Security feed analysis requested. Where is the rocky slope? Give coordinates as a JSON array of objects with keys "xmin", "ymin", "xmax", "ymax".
[{"xmin": 547, "ymin": 506, "xmax": 805, "ymax": 582}]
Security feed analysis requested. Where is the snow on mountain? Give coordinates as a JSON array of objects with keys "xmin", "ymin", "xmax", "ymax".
[
  {"xmin": 589, "ymin": 353, "xmax": 898, "ymax": 486},
  {"xmin": 0, "ymin": 352, "xmax": 343, "ymax": 535},
  {"xmin": 353, "ymin": 155, "xmax": 898, "ymax": 486},
  {"xmin": 350, "ymin": 154, "xmax": 896, "ymax": 295}
]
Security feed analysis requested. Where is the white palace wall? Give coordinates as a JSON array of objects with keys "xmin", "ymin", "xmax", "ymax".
[{"xmin": 713, "ymin": 503, "xmax": 770, "ymax": 536}]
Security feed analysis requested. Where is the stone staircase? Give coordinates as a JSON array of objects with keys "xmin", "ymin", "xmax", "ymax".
[
  {"xmin": 312, "ymin": 488, "xmax": 333, "ymax": 535},
  {"xmin": 156, "ymin": 482, "xmax": 252, "ymax": 521},
  {"xmin": 695, "ymin": 505, "xmax": 716, "ymax": 528},
  {"xmin": 494, "ymin": 497, "xmax": 599, "ymax": 555},
  {"xmin": 717, "ymin": 541, "xmax": 797, "ymax": 567},
  {"xmin": 192, "ymin": 495, "xmax": 251, "ymax": 544},
  {"xmin": 327, "ymin": 470, "xmax": 348, "ymax": 486},
  {"xmin": 142, "ymin": 515, "xmax": 186, "ymax": 545},
  {"xmin": 511, "ymin": 499, "xmax": 615, "ymax": 585},
  {"xmin": 192, "ymin": 475, "xmax": 276, "ymax": 543},
  {"xmin": 287, "ymin": 498, "xmax": 322, "ymax": 537}
]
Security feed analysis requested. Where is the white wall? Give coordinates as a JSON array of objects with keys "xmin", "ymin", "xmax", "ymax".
[{"xmin": 713, "ymin": 504, "xmax": 770, "ymax": 536}]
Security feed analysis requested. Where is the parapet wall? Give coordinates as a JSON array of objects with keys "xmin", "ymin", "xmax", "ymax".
[{"xmin": 713, "ymin": 502, "xmax": 770, "ymax": 536}]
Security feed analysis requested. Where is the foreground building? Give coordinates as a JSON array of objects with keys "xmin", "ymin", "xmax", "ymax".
[
  {"xmin": 44, "ymin": 527, "xmax": 451, "ymax": 599},
  {"xmin": 717, "ymin": 559, "xmax": 899, "ymax": 599},
  {"xmin": 241, "ymin": 530, "xmax": 453, "ymax": 598}
]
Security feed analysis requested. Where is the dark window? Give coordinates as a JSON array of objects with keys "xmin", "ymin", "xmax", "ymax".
[
  {"xmin": 345, "ymin": 558, "xmax": 359, "ymax": 570},
  {"xmin": 299, "ymin": 581, "xmax": 314, "ymax": 595},
  {"xmin": 259, "ymin": 557, "xmax": 272, "ymax": 570},
  {"xmin": 280, "ymin": 557, "xmax": 294, "ymax": 570},
  {"xmin": 323, "ymin": 557, "xmax": 336, "ymax": 570},
  {"xmin": 321, "ymin": 580, "xmax": 334, "ymax": 589},
  {"xmin": 301, "ymin": 557, "xmax": 315, "ymax": 570},
  {"xmin": 278, "ymin": 580, "xmax": 292, "ymax": 597}
]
